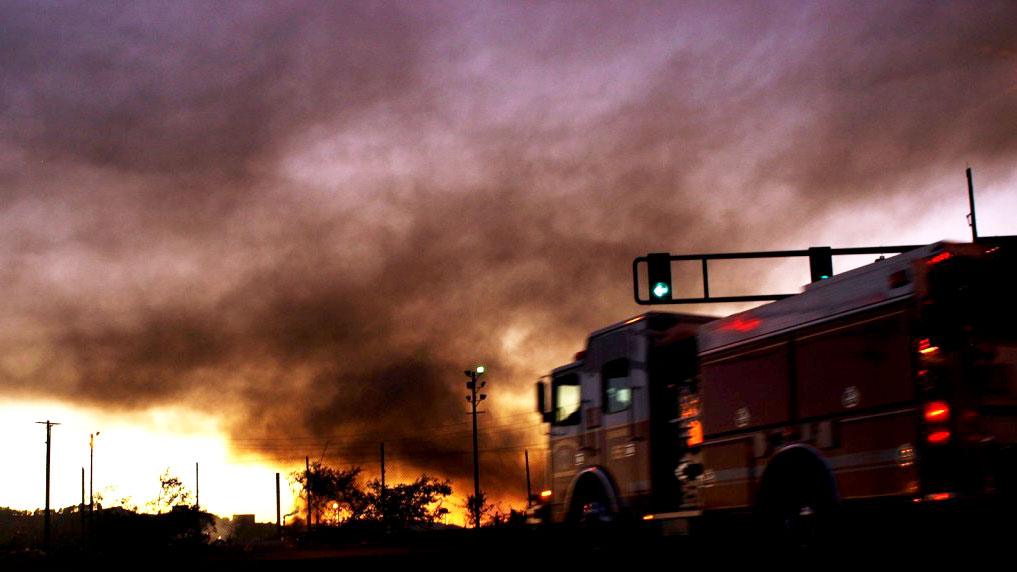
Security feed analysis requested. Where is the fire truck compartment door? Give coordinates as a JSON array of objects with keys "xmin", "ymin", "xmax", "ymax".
[
  {"xmin": 795, "ymin": 311, "xmax": 911, "ymax": 418},
  {"xmin": 701, "ymin": 343, "xmax": 790, "ymax": 435}
]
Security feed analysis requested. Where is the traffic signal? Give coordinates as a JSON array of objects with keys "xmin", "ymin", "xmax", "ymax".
[
  {"xmin": 809, "ymin": 247, "xmax": 833, "ymax": 283},
  {"xmin": 647, "ymin": 252, "xmax": 672, "ymax": 302}
]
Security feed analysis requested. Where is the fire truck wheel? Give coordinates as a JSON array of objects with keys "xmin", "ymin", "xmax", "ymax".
[
  {"xmin": 579, "ymin": 500, "xmax": 613, "ymax": 527},
  {"xmin": 755, "ymin": 448, "xmax": 840, "ymax": 548},
  {"xmin": 567, "ymin": 482, "xmax": 614, "ymax": 530}
]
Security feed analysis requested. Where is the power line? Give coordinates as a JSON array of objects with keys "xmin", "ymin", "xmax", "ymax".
[
  {"xmin": 219, "ymin": 443, "xmax": 550, "ymax": 465},
  {"xmin": 228, "ymin": 422, "xmax": 543, "ymax": 451},
  {"xmin": 226, "ymin": 411, "xmax": 540, "ymax": 444}
]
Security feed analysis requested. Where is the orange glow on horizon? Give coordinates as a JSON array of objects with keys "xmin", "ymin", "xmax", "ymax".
[
  {"xmin": 0, "ymin": 399, "xmax": 299, "ymax": 523},
  {"xmin": 2, "ymin": 399, "xmax": 528, "ymax": 528}
]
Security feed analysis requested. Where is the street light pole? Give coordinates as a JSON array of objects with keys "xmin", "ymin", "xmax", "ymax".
[
  {"xmin": 465, "ymin": 366, "xmax": 487, "ymax": 528},
  {"xmin": 90, "ymin": 432, "xmax": 99, "ymax": 514}
]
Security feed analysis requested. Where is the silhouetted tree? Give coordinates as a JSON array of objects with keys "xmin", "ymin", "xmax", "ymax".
[
  {"xmin": 94, "ymin": 485, "xmax": 138, "ymax": 512},
  {"xmin": 290, "ymin": 463, "xmax": 367, "ymax": 525},
  {"xmin": 147, "ymin": 468, "xmax": 193, "ymax": 514},
  {"xmin": 365, "ymin": 475, "xmax": 452, "ymax": 529},
  {"xmin": 462, "ymin": 490, "xmax": 495, "ymax": 528},
  {"xmin": 489, "ymin": 506, "xmax": 527, "ymax": 528},
  {"xmin": 289, "ymin": 463, "xmax": 453, "ymax": 530}
]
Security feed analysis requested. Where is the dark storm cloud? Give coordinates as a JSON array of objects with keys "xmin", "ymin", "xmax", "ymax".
[
  {"xmin": 751, "ymin": 1, "xmax": 1017, "ymax": 205},
  {"xmin": 1, "ymin": 1, "xmax": 1015, "ymax": 498},
  {"xmin": 1, "ymin": 1, "xmax": 425, "ymax": 180}
]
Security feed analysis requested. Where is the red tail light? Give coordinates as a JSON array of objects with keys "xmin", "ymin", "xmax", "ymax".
[
  {"xmin": 924, "ymin": 401, "xmax": 950, "ymax": 422},
  {"xmin": 927, "ymin": 430, "xmax": 951, "ymax": 445}
]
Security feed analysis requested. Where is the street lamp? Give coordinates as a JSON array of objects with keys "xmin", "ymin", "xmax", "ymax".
[
  {"xmin": 465, "ymin": 366, "xmax": 487, "ymax": 528},
  {"xmin": 89, "ymin": 432, "xmax": 100, "ymax": 513}
]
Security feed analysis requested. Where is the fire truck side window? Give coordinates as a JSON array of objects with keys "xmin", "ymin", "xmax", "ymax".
[
  {"xmin": 552, "ymin": 374, "xmax": 581, "ymax": 426},
  {"xmin": 603, "ymin": 359, "xmax": 631, "ymax": 414}
]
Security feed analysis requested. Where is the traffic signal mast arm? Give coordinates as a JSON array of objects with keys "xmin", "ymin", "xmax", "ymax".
[{"xmin": 634, "ymin": 244, "xmax": 924, "ymax": 305}]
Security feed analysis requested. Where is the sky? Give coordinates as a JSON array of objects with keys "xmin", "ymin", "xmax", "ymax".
[{"xmin": 1, "ymin": 1, "xmax": 1016, "ymax": 524}]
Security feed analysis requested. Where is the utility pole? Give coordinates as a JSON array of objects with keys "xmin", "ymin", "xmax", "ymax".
[
  {"xmin": 525, "ymin": 450, "xmax": 532, "ymax": 507},
  {"xmin": 81, "ymin": 467, "xmax": 86, "ymax": 541},
  {"xmin": 379, "ymin": 443, "xmax": 386, "ymax": 526},
  {"xmin": 464, "ymin": 366, "xmax": 487, "ymax": 528},
  {"xmin": 305, "ymin": 456, "xmax": 311, "ymax": 533},
  {"xmin": 195, "ymin": 462, "xmax": 199, "ymax": 510},
  {"xmin": 36, "ymin": 420, "xmax": 59, "ymax": 552},
  {"xmin": 275, "ymin": 472, "xmax": 281, "ymax": 537}
]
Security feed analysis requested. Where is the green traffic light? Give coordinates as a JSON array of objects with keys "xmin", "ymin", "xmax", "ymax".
[{"xmin": 652, "ymin": 282, "xmax": 670, "ymax": 298}]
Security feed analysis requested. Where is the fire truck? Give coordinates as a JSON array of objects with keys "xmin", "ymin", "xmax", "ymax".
[{"xmin": 532, "ymin": 239, "xmax": 1016, "ymax": 538}]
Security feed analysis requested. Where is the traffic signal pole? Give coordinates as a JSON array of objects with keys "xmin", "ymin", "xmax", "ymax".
[
  {"xmin": 967, "ymin": 167, "xmax": 979, "ymax": 242},
  {"xmin": 634, "ymin": 244, "xmax": 924, "ymax": 305}
]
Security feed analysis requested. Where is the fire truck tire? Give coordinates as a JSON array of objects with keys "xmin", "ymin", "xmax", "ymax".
[
  {"xmin": 754, "ymin": 445, "xmax": 840, "ymax": 548},
  {"xmin": 566, "ymin": 479, "xmax": 614, "ymax": 530}
]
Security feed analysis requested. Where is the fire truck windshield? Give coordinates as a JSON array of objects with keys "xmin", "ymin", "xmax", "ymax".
[{"xmin": 552, "ymin": 373, "xmax": 581, "ymax": 425}]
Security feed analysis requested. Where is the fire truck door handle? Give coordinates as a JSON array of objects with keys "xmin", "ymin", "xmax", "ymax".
[
  {"xmin": 752, "ymin": 433, "xmax": 769, "ymax": 458},
  {"xmin": 816, "ymin": 421, "xmax": 836, "ymax": 449}
]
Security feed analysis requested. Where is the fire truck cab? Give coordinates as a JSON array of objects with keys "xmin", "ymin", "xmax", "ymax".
[
  {"xmin": 534, "ymin": 240, "xmax": 1017, "ymax": 536},
  {"xmin": 536, "ymin": 312, "xmax": 711, "ymax": 525}
]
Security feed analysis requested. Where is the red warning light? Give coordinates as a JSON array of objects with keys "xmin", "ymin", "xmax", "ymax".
[
  {"xmin": 722, "ymin": 317, "xmax": 762, "ymax": 332},
  {"xmin": 926, "ymin": 252, "xmax": 953, "ymax": 265},
  {"xmin": 927, "ymin": 430, "xmax": 951, "ymax": 445},
  {"xmin": 924, "ymin": 401, "xmax": 950, "ymax": 422}
]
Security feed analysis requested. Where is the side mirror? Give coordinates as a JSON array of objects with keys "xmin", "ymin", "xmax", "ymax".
[{"xmin": 537, "ymin": 381, "xmax": 554, "ymax": 423}]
